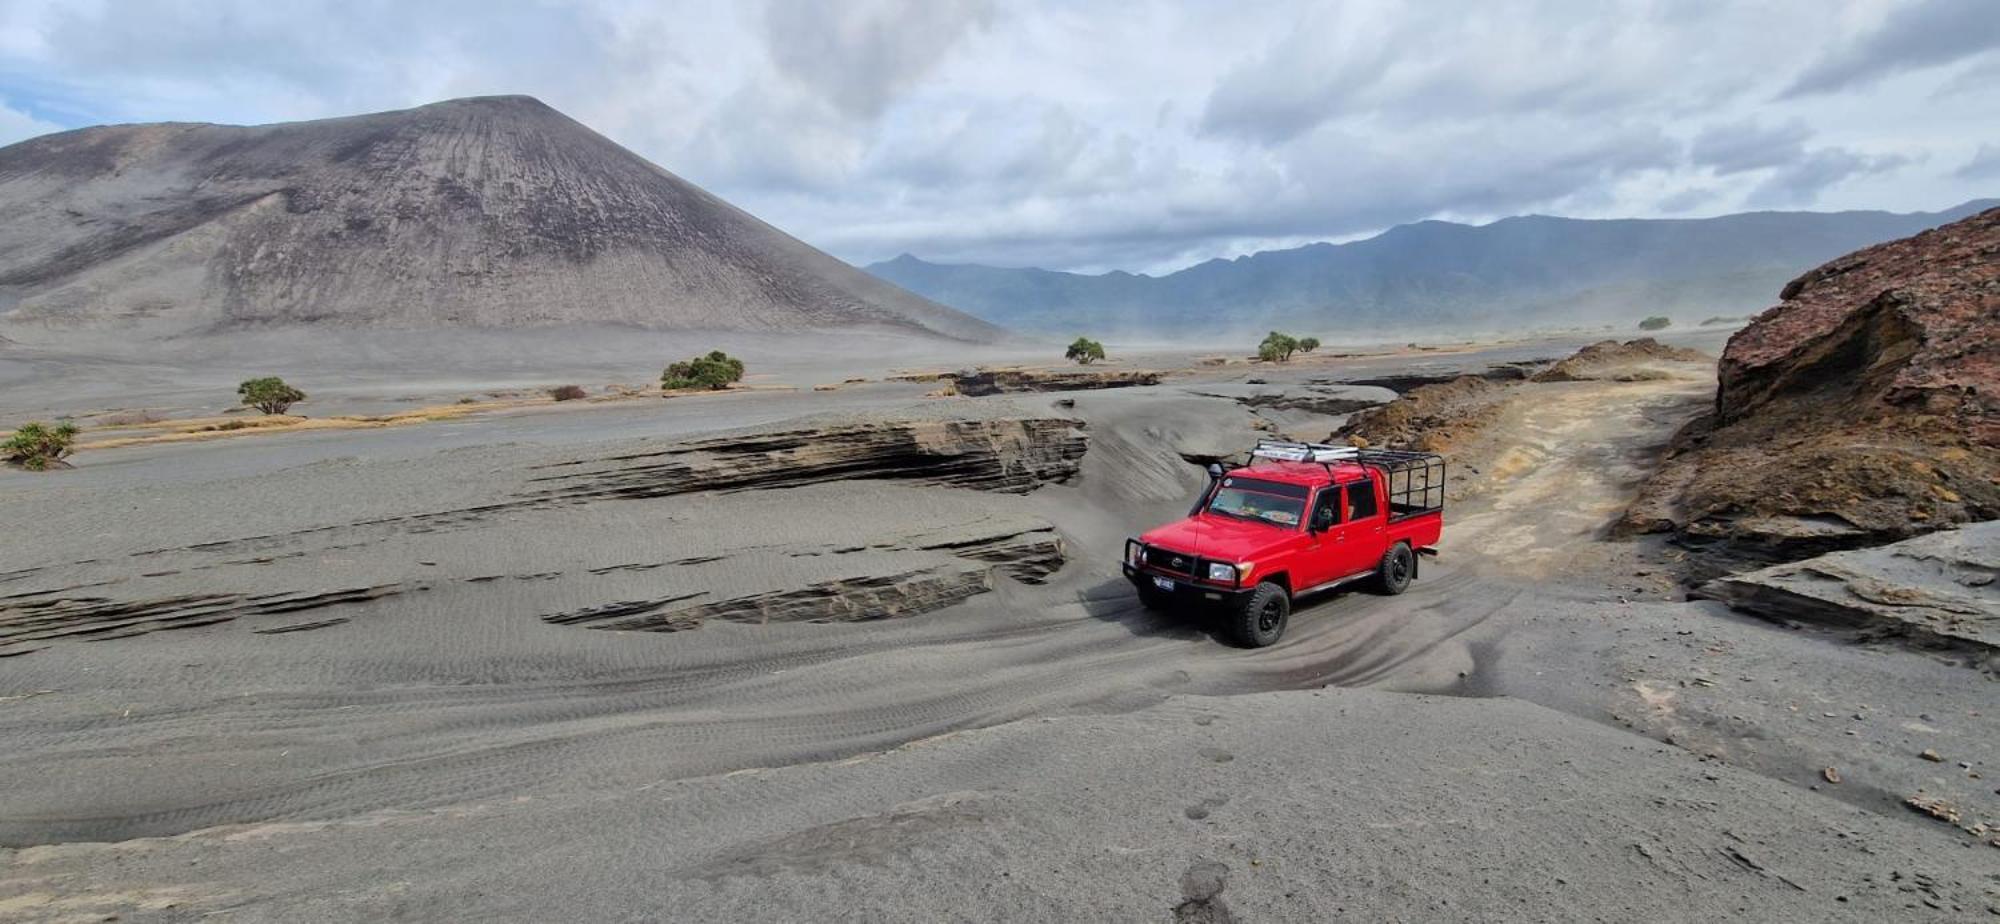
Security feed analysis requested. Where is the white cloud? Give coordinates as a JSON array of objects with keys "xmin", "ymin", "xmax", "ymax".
[
  {"xmin": 0, "ymin": 99, "xmax": 58, "ymax": 144},
  {"xmin": 761, "ymin": 0, "xmax": 993, "ymax": 120},
  {"xmin": 1691, "ymin": 120, "xmax": 1814, "ymax": 176},
  {"xmin": 0, "ymin": 0, "xmax": 1991, "ymax": 272},
  {"xmin": 1784, "ymin": 0, "xmax": 2000, "ymax": 97},
  {"xmin": 1747, "ymin": 147, "xmax": 1914, "ymax": 207},
  {"xmin": 1954, "ymin": 143, "xmax": 2000, "ymax": 180}
]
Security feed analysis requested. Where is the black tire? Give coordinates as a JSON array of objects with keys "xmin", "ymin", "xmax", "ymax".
[
  {"xmin": 1377, "ymin": 542, "xmax": 1415, "ymax": 595},
  {"xmin": 1137, "ymin": 585, "xmax": 1173, "ymax": 611},
  {"xmin": 1230, "ymin": 582, "xmax": 1290, "ymax": 648}
]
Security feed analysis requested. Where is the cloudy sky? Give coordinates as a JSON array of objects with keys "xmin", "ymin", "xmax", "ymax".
[{"xmin": 0, "ymin": 0, "xmax": 1994, "ymax": 273}]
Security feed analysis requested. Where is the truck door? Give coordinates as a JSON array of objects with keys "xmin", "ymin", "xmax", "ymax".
[
  {"xmin": 1298, "ymin": 486, "xmax": 1345, "ymax": 588},
  {"xmin": 1325, "ymin": 476, "xmax": 1385, "ymax": 579}
]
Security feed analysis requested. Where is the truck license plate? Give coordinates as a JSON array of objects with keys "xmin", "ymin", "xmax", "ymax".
[{"xmin": 1152, "ymin": 576, "xmax": 1175, "ymax": 592}]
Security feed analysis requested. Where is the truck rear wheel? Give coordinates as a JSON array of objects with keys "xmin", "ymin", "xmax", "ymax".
[
  {"xmin": 1230, "ymin": 582, "xmax": 1290, "ymax": 648},
  {"xmin": 1377, "ymin": 543, "xmax": 1415, "ymax": 595}
]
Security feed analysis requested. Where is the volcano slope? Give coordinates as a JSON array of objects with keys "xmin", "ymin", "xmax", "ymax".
[
  {"xmin": 1, "ymin": 340, "xmax": 1995, "ymax": 920},
  {"xmin": 0, "ymin": 96, "xmax": 994, "ymax": 342}
]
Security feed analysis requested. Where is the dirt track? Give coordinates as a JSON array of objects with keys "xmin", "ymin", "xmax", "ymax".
[{"xmin": 1446, "ymin": 367, "xmax": 1715, "ymax": 577}]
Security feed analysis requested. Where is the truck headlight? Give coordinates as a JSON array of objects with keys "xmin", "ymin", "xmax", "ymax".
[
  {"xmin": 1206, "ymin": 562, "xmax": 1237, "ymax": 582},
  {"xmin": 1126, "ymin": 540, "xmax": 1144, "ymax": 567}
]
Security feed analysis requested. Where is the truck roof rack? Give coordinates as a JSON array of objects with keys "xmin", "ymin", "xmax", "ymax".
[
  {"xmin": 1248, "ymin": 440, "xmax": 1446, "ymax": 520},
  {"xmin": 1250, "ymin": 439, "xmax": 1440, "ymax": 466},
  {"xmin": 1250, "ymin": 439, "xmax": 1357, "ymax": 463}
]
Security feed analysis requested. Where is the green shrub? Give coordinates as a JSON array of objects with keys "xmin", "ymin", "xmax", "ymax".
[
  {"xmin": 1638, "ymin": 316, "xmax": 1672, "ymax": 331},
  {"xmin": 1298, "ymin": 336, "xmax": 1320, "ymax": 353},
  {"xmin": 547, "ymin": 385, "xmax": 587, "ymax": 401},
  {"xmin": 238, "ymin": 377, "xmax": 307, "ymax": 415},
  {"xmin": 4, "ymin": 420, "xmax": 78, "ymax": 470},
  {"xmin": 1258, "ymin": 331, "xmax": 1300, "ymax": 363},
  {"xmin": 662, "ymin": 351, "xmax": 745, "ymax": 391},
  {"xmin": 1064, "ymin": 337, "xmax": 1106, "ymax": 365}
]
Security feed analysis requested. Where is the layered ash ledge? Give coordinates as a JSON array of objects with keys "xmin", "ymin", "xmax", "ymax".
[
  {"xmin": 523, "ymin": 416, "xmax": 1089, "ymax": 500},
  {"xmin": 0, "ymin": 416, "xmax": 1088, "ymax": 656},
  {"xmin": 943, "ymin": 368, "xmax": 1162, "ymax": 397},
  {"xmin": 1694, "ymin": 522, "xmax": 1999, "ymax": 671},
  {"xmin": 542, "ymin": 525, "xmax": 1067, "ymax": 633}
]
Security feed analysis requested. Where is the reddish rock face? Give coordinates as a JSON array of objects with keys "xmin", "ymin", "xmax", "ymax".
[
  {"xmin": 1717, "ymin": 206, "xmax": 1999, "ymax": 445},
  {"xmin": 1625, "ymin": 206, "xmax": 2000, "ymax": 566}
]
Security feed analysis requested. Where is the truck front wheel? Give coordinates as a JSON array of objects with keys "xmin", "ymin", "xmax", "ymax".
[
  {"xmin": 1230, "ymin": 582, "xmax": 1290, "ymax": 648},
  {"xmin": 1377, "ymin": 543, "xmax": 1415, "ymax": 595}
]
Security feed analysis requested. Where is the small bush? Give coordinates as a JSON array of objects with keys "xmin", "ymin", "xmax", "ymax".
[
  {"xmin": 1298, "ymin": 336, "xmax": 1320, "ymax": 353},
  {"xmin": 662, "ymin": 351, "xmax": 745, "ymax": 391},
  {"xmin": 547, "ymin": 385, "xmax": 587, "ymax": 402},
  {"xmin": 238, "ymin": 377, "xmax": 306, "ymax": 415},
  {"xmin": 1638, "ymin": 316, "xmax": 1672, "ymax": 331},
  {"xmin": 1258, "ymin": 331, "xmax": 1300, "ymax": 363},
  {"xmin": 4, "ymin": 420, "xmax": 78, "ymax": 470},
  {"xmin": 1064, "ymin": 337, "xmax": 1106, "ymax": 365}
]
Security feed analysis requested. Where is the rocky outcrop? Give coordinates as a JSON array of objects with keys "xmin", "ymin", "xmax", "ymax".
[
  {"xmin": 1530, "ymin": 338, "xmax": 1709, "ymax": 382},
  {"xmin": 1718, "ymin": 209, "xmax": 1998, "ymax": 437},
  {"xmin": 1624, "ymin": 207, "xmax": 2000, "ymax": 561},
  {"xmin": 1333, "ymin": 375, "xmax": 1509, "ymax": 454},
  {"xmin": 1331, "ymin": 355, "xmax": 1619, "ymax": 451},
  {"xmin": 1695, "ymin": 522, "xmax": 1998, "ymax": 669}
]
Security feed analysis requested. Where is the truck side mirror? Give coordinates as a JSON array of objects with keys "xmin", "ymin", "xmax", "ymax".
[{"xmin": 1311, "ymin": 506, "xmax": 1335, "ymax": 531}]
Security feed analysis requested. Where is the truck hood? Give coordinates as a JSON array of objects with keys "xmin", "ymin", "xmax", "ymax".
[{"xmin": 1140, "ymin": 514, "xmax": 1297, "ymax": 563}]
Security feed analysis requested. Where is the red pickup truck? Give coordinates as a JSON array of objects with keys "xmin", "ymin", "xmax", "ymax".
[{"xmin": 1123, "ymin": 441, "xmax": 1445, "ymax": 647}]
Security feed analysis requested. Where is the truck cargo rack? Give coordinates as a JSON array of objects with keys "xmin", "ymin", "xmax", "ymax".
[{"xmin": 1248, "ymin": 439, "xmax": 1445, "ymax": 521}]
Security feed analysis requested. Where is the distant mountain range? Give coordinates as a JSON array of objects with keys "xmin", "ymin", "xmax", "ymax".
[
  {"xmin": 0, "ymin": 96, "xmax": 997, "ymax": 342},
  {"xmin": 867, "ymin": 201, "xmax": 1998, "ymax": 335}
]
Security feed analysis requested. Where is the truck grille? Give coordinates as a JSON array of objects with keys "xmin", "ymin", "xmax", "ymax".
[{"xmin": 1146, "ymin": 547, "xmax": 1196, "ymax": 577}]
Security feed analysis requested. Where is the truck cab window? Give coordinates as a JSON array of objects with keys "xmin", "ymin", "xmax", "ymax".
[
  {"xmin": 1346, "ymin": 478, "xmax": 1378, "ymax": 520},
  {"xmin": 1311, "ymin": 490, "xmax": 1340, "ymax": 529}
]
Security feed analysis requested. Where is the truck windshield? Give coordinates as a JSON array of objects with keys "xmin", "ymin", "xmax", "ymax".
[{"xmin": 1205, "ymin": 477, "xmax": 1307, "ymax": 527}]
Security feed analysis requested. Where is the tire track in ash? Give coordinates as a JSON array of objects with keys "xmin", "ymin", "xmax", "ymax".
[
  {"xmin": 0, "ymin": 557, "xmax": 1512, "ymax": 845},
  {"xmin": 0, "ymin": 588, "xmax": 1187, "ymax": 842}
]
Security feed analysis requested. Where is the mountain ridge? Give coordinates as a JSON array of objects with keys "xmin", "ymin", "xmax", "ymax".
[
  {"xmin": 0, "ymin": 95, "xmax": 998, "ymax": 342},
  {"xmin": 868, "ymin": 200, "xmax": 1998, "ymax": 333}
]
